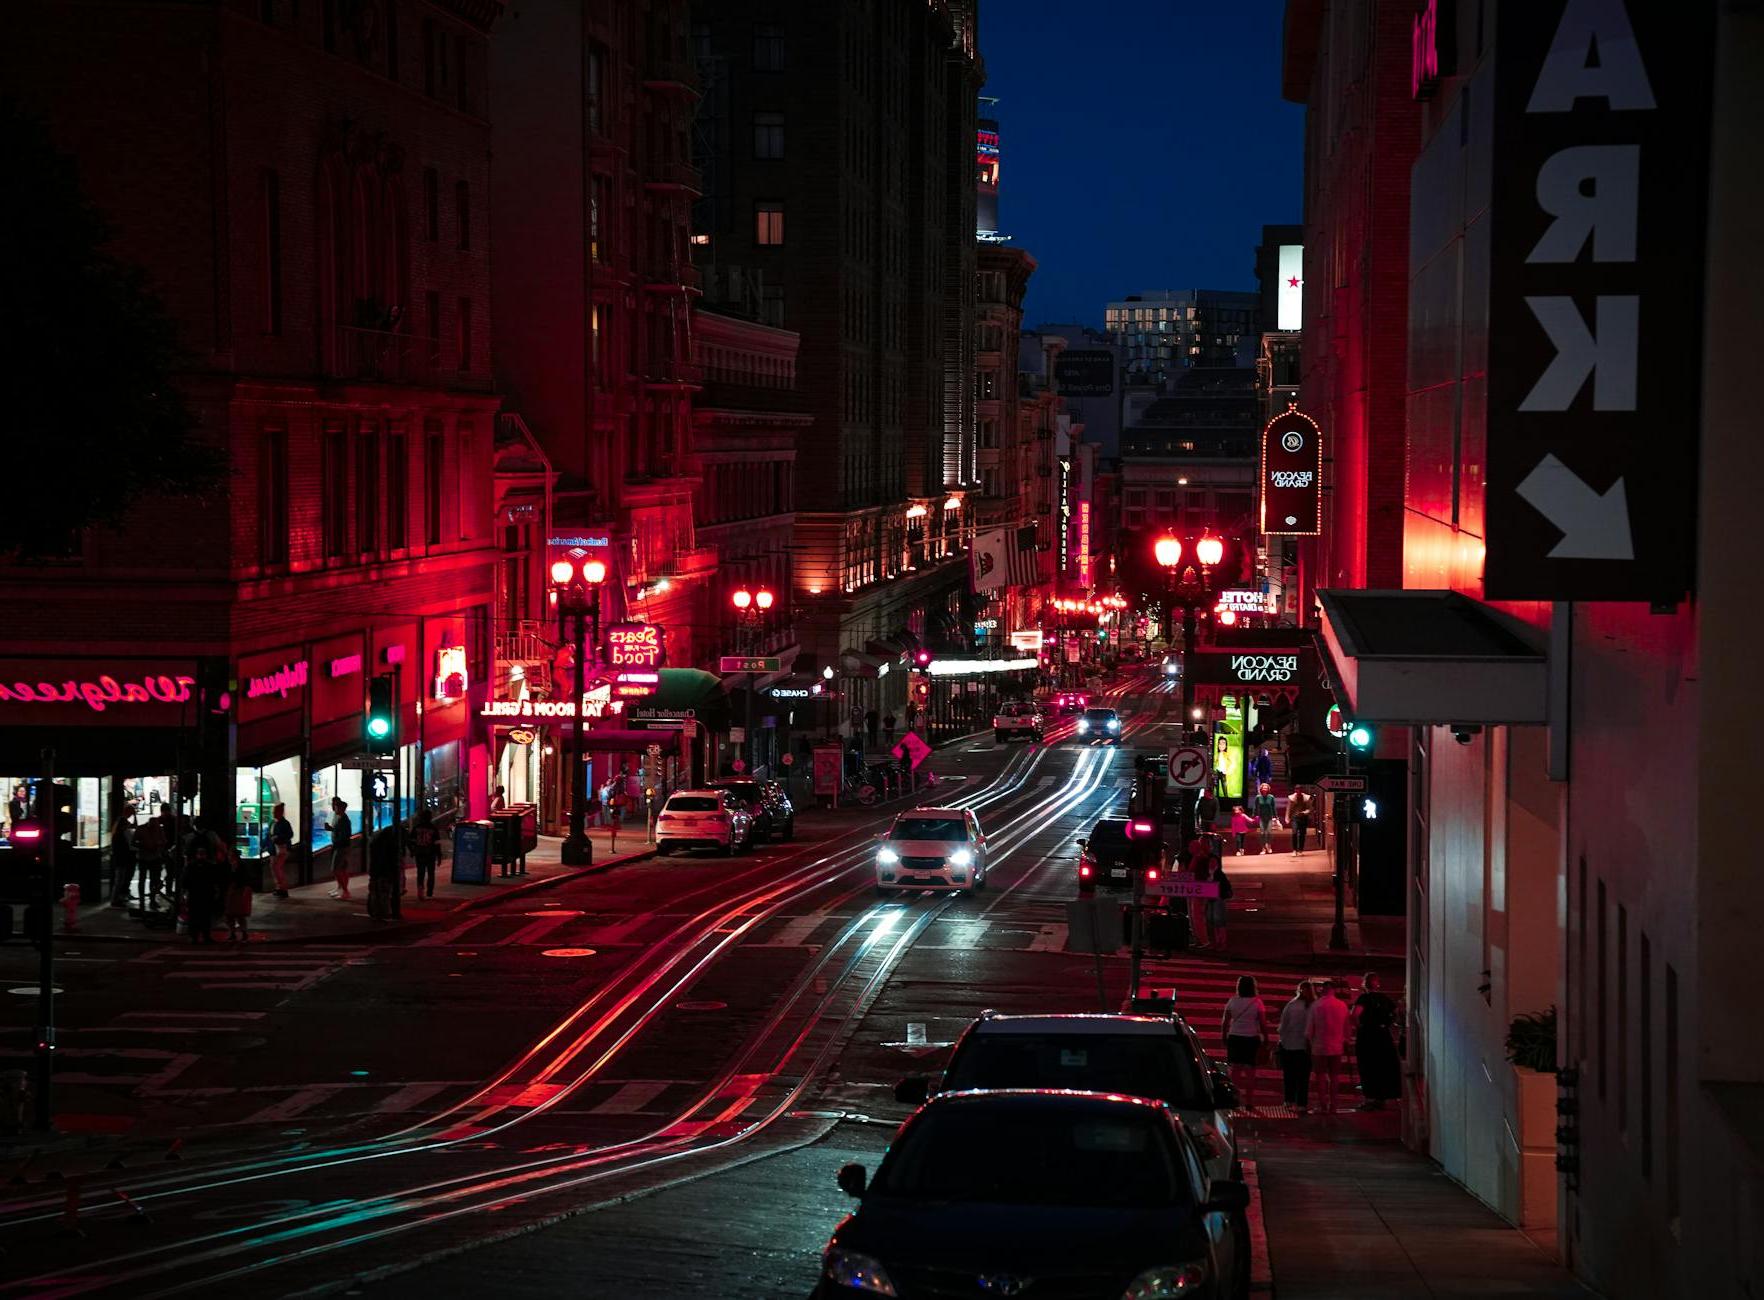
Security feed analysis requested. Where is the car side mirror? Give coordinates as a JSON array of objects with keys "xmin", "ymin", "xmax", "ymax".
[
  {"xmin": 1211, "ymin": 1074, "xmax": 1239, "ymax": 1110},
  {"xmin": 894, "ymin": 1076, "xmax": 931, "ymax": 1106},
  {"xmin": 1201, "ymin": 1179, "xmax": 1250, "ymax": 1215},
  {"xmin": 836, "ymin": 1163, "xmax": 868, "ymax": 1197},
  {"xmin": 1076, "ymin": 838, "xmax": 1088, "ymax": 850}
]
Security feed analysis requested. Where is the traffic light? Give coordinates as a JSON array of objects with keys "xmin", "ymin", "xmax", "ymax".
[
  {"xmin": 912, "ymin": 649, "xmax": 934, "ymax": 670},
  {"xmin": 1345, "ymin": 721, "xmax": 1376, "ymax": 756},
  {"xmin": 366, "ymin": 675, "xmax": 396, "ymax": 755}
]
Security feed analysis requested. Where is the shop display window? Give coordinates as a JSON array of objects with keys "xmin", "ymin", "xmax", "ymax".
[
  {"xmin": 310, "ymin": 763, "xmax": 342, "ymax": 853},
  {"xmin": 424, "ymin": 741, "xmax": 462, "ymax": 818},
  {"xmin": 236, "ymin": 756, "xmax": 299, "ymax": 860}
]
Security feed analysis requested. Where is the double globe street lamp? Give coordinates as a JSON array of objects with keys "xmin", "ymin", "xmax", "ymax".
[
  {"xmin": 729, "ymin": 586, "xmax": 777, "ymax": 771},
  {"xmin": 1154, "ymin": 532, "xmax": 1225, "ymax": 852},
  {"xmin": 550, "ymin": 553, "xmax": 607, "ymax": 865}
]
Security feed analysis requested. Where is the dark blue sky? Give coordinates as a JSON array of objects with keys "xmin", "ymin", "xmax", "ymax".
[{"xmin": 979, "ymin": 2, "xmax": 1303, "ymax": 328}]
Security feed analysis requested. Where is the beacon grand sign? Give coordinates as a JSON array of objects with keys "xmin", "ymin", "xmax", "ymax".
[
  {"xmin": 1485, "ymin": 0, "xmax": 1713, "ymax": 600},
  {"xmin": 1259, "ymin": 405, "xmax": 1322, "ymax": 537}
]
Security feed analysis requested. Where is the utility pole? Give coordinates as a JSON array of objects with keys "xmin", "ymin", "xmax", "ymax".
[
  {"xmin": 1329, "ymin": 731, "xmax": 1351, "ymax": 951},
  {"xmin": 34, "ymin": 751, "xmax": 56, "ymax": 1131}
]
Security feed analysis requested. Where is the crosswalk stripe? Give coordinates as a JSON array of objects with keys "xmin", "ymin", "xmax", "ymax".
[
  {"xmin": 243, "ymin": 1085, "xmax": 349, "ymax": 1122},
  {"xmin": 1026, "ymin": 924, "xmax": 1069, "ymax": 952},
  {"xmin": 500, "ymin": 913, "xmax": 581, "ymax": 946},
  {"xmin": 415, "ymin": 916, "xmax": 494, "ymax": 947},
  {"xmin": 763, "ymin": 912, "xmax": 830, "ymax": 947},
  {"xmin": 588, "ymin": 1080, "xmax": 672, "ymax": 1114}
]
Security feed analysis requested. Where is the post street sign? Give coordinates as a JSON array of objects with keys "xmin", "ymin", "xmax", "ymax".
[
  {"xmin": 1317, "ymin": 775, "xmax": 1368, "ymax": 793},
  {"xmin": 720, "ymin": 655, "xmax": 780, "ymax": 673}
]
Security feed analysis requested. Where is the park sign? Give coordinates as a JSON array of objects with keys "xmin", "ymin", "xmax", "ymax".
[
  {"xmin": 1484, "ymin": 0, "xmax": 1712, "ymax": 601},
  {"xmin": 1259, "ymin": 405, "xmax": 1322, "ymax": 537}
]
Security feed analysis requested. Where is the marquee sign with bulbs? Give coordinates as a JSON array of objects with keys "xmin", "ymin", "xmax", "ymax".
[{"xmin": 1259, "ymin": 404, "xmax": 1323, "ymax": 537}]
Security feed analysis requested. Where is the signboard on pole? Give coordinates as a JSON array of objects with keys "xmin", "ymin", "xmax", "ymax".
[
  {"xmin": 1483, "ymin": 0, "xmax": 1712, "ymax": 601},
  {"xmin": 1144, "ymin": 873, "xmax": 1220, "ymax": 900},
  {"xmin": 1318, "ymin": 775, "xmax": 1368, "ymax": 793},
  {"xmin": 720, "ymin": 655, "xmax": 780, "ymax": 673},
  {"xmin": 812, "ymin": 744, "xmax": 843, "ymax": 798},
  {"xmin": 1259, "ymin": 405, "xmax": 1322, "ymax": 536},
  {"xmin": 1166, "ymin": 745, "xmax": 1209, "ymax": 791}
]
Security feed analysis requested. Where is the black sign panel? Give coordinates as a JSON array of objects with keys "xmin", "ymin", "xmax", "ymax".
[
  {"xmin": 1259, "ymin": 406, "xmax": 1322, "ymax": 536},
  {"xmin": 1054, "ymin": 349, "xmax": 1114, "ymax": 397},
  {"xmin": 1485, "ymin": 0, "xmax": 1713, "ymax": 601}
]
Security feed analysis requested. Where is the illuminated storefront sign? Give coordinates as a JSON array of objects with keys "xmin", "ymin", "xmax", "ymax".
[
  {"xmin": 1411, "ymin": 0, "xmax": 1450, "ymax": 100},
  {"xmin": 1077, "ymin": 501, "xmax": 1092, "ymax": 586},
  {"xmin": 1277, "ymin": 244, "xmax": 1304, "ymax": 330},
  {"xmin": 327, "ymin": 653, "xmax": 362, "ymax": 679},
  {"xmin": 479, "ymin": 686, "xmax": 621, "ymax": 722},
  {"xmin": 769, "ymin": 687, "xmax": 813, "ymax": 699},
  {"xmin": 1193, "ymin": 649, "xmax": 1302, "ymax": 686},
  {"xmin": 433, "ymin": 646, "xmax": 469, "ymax": 701},
  {"xmin": 2, "ymin": 668, "xmax": 198, "ymax": 712},
  {"xmin": 1259, "ymin": 405, "xmax": 1323, "ymax": 537},
  {"xmin": 1008, "ymin": 630, "xmax": 1044, "ymax": 652},
  {"xmin": 1215, "ymin": 589, "xmax": 1276, "ymax": 616},
  {"xmin": 246, "ymin": 661, "xmax": 307, "ymax": 701},
  {"xmin": 605, "ymin": 623, "xmax": 664, "ymax": 671},
  {"xmin": 925, "ymin": 657, "xmax": 1038, "ymax": 677}
]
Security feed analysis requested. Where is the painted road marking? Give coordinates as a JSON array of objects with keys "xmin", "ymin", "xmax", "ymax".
[
  {"xmin": 762, "ymin": 912, "xmax": 832, "ymax": 948},
  {"xmin": 589, "ymin": 1080, "xmax": 672, "ymax": 1115}
]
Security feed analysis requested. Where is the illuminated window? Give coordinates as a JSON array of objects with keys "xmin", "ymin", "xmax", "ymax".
[
  {"xmin": 752, "ymin": 21, "xmax": 784, "ymax": 71},
  {"xmin": 755, "ymin": 201, "xmax": 784, "ymax": 246},
  {"xmin": 753, "ymin": 111, "xmax": 784, "ymax": 159}
]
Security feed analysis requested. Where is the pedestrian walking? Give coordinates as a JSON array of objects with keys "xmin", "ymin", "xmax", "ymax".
[
  {"xmin": 1307, "ymin": 978, "xmax": 1350, "ymax": 1114},
  {"xmin": 1207, "ymin": 860, "xmax": 1234, "ymax": 951},
  {"xmin": 1230, "ymin": 805, "xmax": 1252, "ymax": 855},
  {"xmin": 1287, "ymin": 787, "xmax": 1314, "ymax": 855},
  {"xmin": 327, "ymin": 797, "xmax": 354, "ymax": 901},
  {"xmin": 136, "ymin": 810, "xmax": 168, "ymax": 909},
  {"xmin": 182, "ymin": 826, "xmax": 225, "ymax": 944},
  {"xmin": 1219, "ymin": 975, "xmax": 1269, "ymax": 1113},
  {"xmin": 1195, "ymin": 788, "xmax": 1219, "ymax": 833},
  {"xmin": 1253, "ymin": 783, "xmax": 1278, "ymax": 854},
  {"xmin": 367, "ymin": 822, "xmax": 403, "ymax": 921},
  {"xmin": 1352, "ymin": 972, "xmax": 1402, "ymax": 1109},
  {"xmin": 108, "ymin": 803, "xmax": 139, "ymax": 908},
  {"xmin": 223, "ymin": 854, "xmax": 254, "ymax": 940},
  {"xmin": 1250, "ymin": 746, "xmax": 1273, "ymax": 790},
  {"xmin": 606, "ymin": 786, "xmax": 626, "ymax": 852},
  {"xmin": 1182, "ymin": 832, "xmax": 1220, "ymax": 947},
  {"xmin": 409, "ymin": 806, "xmax": 441, "ymax": 898},
  {"xmin": 882, "ymin": 712, "xmax": 896, "ymax": 746},
  {"xmin": 268, "ymin": 802, "xmax": 294, "ymax": 898},
  {"xmin": 1278, "ymin": 981, "xmax": 1317, "ymax": 1112}
]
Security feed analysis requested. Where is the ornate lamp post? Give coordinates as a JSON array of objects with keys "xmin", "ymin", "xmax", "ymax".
[
  {"xmin": 550, "ymin": 553, "xmax": 606, "ymax": 865},
  {"xmin": 1154, "ymin": 533, "xmax": 1225, "ymax": 851},
  {"xmin": 730, "ymin": 586, "xmax": 775, "ymax": 771}
]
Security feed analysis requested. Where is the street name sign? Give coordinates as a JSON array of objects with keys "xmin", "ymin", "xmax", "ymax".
[
  {"xmin": 1145, "ymin": 874, "xmax": 1219, "ymax": 900},
  {"xmin": 340, "ymin": 755, "xmax": 394, "ymax": 770},
  {"xmin": 1317, "ymin": 775, "xmax": 1368, "ymax": 793},
  {"xmin": 720, "ymin": 655, "xmax": 780, "ymax": 673}
]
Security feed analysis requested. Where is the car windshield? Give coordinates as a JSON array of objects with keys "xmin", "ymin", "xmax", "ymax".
[
  {"xmin": 712, "ymin": 782, "xmax": 762, "ymax": 800},
  {"xmin": 942, "ymin": 1032, "xmax": 1213, "ymax": 1111},
  {"xmin": 892, "ymin": 817, "xmax": 969, "ymax": 841},
  {"xmin": 665, "ymin": 796, "xmax": 719, "ymax": 812},
  {"xmin": 1084, "ymin": 709, "xmax": 1117, "ymax": 723},
  {"xmin": 873, "ymin": 1104, "xmax": 1187, "ymax": 1207},
  {"xmin": 1001, "ymin": 702, "xmax": 1032, "ymax": 716}
]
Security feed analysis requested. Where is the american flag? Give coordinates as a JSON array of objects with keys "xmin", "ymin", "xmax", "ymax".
[{"xmin": 971, "ymin": 525, "xmax": 1039, "ymax": 592}]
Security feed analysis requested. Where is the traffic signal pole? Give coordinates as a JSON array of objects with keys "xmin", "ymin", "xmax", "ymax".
[
  {"xmin": 1330, "ymin": 731, "xmax": 1351, "ymax": 951},
  {"xmin": 34, "ymin": 750, "xmax": 56, "ymax": 1131}
]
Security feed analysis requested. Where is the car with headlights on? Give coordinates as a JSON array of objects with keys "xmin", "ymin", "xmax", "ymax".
[
  {"xmin": 874, "ymin": 808, "xmax": 987, "ymax": 895},
  {"xmin": 1076, "ymin": 705, "xmax": 1123, "ymax": 744},
  {"xmin": 817, "ymin": 1089, "xmax": 1248, "ymax": 1300},
  {"xmin": 654, "ymin": 789, "xmax": 754, "ymax": 856}
]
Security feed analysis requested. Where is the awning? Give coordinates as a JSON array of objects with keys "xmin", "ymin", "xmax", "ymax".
[
  {"xmin": 581, "ymin": 728, "xmax": 687, "ymax": 753},
  {"xmin": 650, "ymin": 667, "xmax": 723, "ymax": 711},
  {"xmin": 1317, "ymin": 589, "xmax": 1547, "ymax": 726}
]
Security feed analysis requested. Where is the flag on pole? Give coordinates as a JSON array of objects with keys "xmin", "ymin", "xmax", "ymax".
[
  {"xmin": 971, "ymin": 527, "xmax": 1009, "ymax": 592},
  {"xmin": 1006, "ymin": 524, "xmax": 1038, "ymax": 586}
]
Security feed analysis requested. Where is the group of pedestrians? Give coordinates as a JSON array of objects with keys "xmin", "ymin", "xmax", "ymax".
[
  {"xmin": 1224, "ymin": 783, "xmax": 1317, "ymax": 856},
  {"xmin": 324, "ymin": 797, "xmax": 444, "ymax": 920},
  {"xmin": 1218, "ymin": 972, "xmax": 1402, "ymax": 1115}
]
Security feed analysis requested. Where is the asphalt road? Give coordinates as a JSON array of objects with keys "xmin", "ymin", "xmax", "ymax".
[{"xmin": 0, "ymin": 669, "xmax": 1189, "ymax": 1297}]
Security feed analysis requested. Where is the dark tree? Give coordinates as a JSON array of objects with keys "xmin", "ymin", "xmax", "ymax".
[{"xmin": 0, "ymin": 100, "xmax": 223, "ymax": 558}]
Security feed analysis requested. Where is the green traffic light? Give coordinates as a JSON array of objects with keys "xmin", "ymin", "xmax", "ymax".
[
  {"xmin": 1347, "ymin": 723, "xmax": 1374, "ymax": 751},
  {"xmin": 367, "ymin": 716, "xmax": 392, "ymax": 739}
]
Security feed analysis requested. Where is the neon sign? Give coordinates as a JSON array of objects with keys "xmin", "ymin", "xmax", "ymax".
[
  {"xmin": 246, "ymin": 661, "xmax": 307, "ymax": 700},
  {"xmin": 0, "ymin": 672, "xmax": 198, "ymax": 712},
  {"xmin": 327, "ymin": 653, "xmax": 362, "ymax": 679},
  {"xmin": 433, "ymin": 646, "xmax": 468, "ymax": 701},
  {"xmin": 605, "ymin": 623, "xmax": 664, "ymax": 670}
]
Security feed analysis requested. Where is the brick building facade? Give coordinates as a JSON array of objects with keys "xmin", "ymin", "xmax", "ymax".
[{"xmin": 1, "ymin": 0, "xmax": 502, "ymax": 880}]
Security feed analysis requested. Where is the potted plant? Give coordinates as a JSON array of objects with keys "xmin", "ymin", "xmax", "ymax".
[
  {"xmin": 1506, "ymin": 1007, "xmax": 1558, "ymax": 1073},
  {"xmin": 1506, "ymin": 1006, "xmax": 1560, "ymax": 1229}
]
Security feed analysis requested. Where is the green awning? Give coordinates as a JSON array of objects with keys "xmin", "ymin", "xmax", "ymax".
[{"xmin": 651, "ymin": 667, "xmax": 722, "ymax": 711}]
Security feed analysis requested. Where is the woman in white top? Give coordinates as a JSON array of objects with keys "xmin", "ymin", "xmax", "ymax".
[{"xmin": 1218, "ymin": 975, "xmax": 1269, "ymax": 1113}]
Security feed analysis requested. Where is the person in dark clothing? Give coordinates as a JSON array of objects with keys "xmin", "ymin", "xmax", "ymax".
[
  {"xmin": 109, "ymin": 804, "xmax": 139, "ymax": 908},
  {"xmin": 367, "ymin": 823, "xmax": 404, "ymax": 921},
  {"xmin": 7, "ymin": 784, "xmax": 27, "ymax": 832},
  {"xmin": 268, "ymin": 802, "xmax": 294, "ymax": 898},
  {"xmin": 409, "ymin": 807, "xmax": 441, "ymax": 898},
  {"xmin": 865, "ymin": 709, "xmax": 880, "ymax": 745},
  {"xmin": 1352, "ymin": 972, "xmax": 1402, "ymax": 1109},
  {"xmin": 1287, "ymin": 787, "xmax": 1314, "ymax": 855},
  {"xmin": 182, "ymin": 828, "xmax": 225, "ymax": 944},
  {"xmin": 882, "ymin": 712, "xmax": 896, "ymax": 746}
]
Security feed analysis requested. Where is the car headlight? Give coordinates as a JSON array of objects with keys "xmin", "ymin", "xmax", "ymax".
[
  {"xmin": 948, "ymin": 848, "xmax": 973, "ymax": 867},
  {"xmin": 824, "ymin": 1246, "xmax": 898, "ymax": 1296},
  {"xmin": 1077, "ymin": 719, "xmax": 1089, "ymax": 733},
  {"xmin": 877, "ymin": 847, "xmax": 899, "ymax": 865},
  {"xmin": 1108, "ymin": 718, "xmax": 1121, "ymax": 731},
  {"xmin": 1121, "ymin": 1262, "xmax": 1208, "ymax": 1299}
]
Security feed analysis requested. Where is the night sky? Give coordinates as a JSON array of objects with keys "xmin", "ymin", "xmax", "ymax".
[{"xmin": 980, "ymin": 1, "xmax": 1304, "ymax": 328}]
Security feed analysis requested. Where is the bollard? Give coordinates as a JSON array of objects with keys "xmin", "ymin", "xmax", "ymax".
[{"xmin": 60, "ymin": 882, "xmax": 81, "ymax": 931}]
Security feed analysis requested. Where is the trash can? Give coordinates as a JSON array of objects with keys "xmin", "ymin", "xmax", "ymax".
[
  {"xmin": 450, "ymin": 820, "xmax": 492, "ymax": 885},
  {"xmin": 488, "ymin": 810, "xmax": 527, "ymax": 877}
]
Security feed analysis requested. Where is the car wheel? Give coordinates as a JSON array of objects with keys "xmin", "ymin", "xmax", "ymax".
[
  {"xmin": 656, "ymin": 843, "xmax": 672, "ymax": 857},
  {"xmin": 723, "ymin": 837, "xmax": 737, "ymax": 857},
  {"xmin": 970, "ymin": 869, "xmax": 986, "ymax": 892},
  {"xmin": 779, "ymin": 818, "xmax": 795, "ymax": 841}
]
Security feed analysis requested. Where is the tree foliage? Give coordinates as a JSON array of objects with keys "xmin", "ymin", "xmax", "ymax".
[{"xmin": 0, "ymin": 100, "xmax": 223, "ymax": 558}]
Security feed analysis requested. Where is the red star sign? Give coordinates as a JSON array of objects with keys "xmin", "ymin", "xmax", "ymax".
[{"xmin": 1287, "ymin": 276, "xmax": 1301, "ymax": 288}]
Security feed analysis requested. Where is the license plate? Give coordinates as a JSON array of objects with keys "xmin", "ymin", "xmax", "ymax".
[{"xmin": 1109, "ymin": 868, "xmax": 1127, "ymax": 878}]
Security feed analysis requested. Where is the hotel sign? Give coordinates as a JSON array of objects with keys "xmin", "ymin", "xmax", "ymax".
[
  {"xmin": 1259, "ymin": 405, "xmax": 1322, "ymax": 536},
  {"xmin": 1191, "ymin": 649, "xmax": 1303, "ymax": 687},
  {"xmin": 1485, "ymin": 0, "xmax": 1712, "ymax": 600}
]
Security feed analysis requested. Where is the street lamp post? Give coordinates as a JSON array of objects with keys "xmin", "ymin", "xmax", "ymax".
[
  {"xmin": 1155, "ymin": 533, "xmax": 1224, "ymax": 857},
  {"xmin": 731, "ymin": 586, "xmax": 775, "ymax": 772},
  {"xmin": 551, "ymin": 554, "xmax": 607, "ymax": 866}
]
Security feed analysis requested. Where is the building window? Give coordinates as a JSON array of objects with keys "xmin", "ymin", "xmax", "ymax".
[
  {"xmin": 423, "ymin": 168, "xmax": 439, "ymax": 241},
  {"xmin": 385, "ymin": 427, "xmax": 407, "ymax": 551},
  {"xmin": 261, "ymin": 169, "xmax": 281, "ymax": 335},
  {"xmin": 752, "ymin": 22, "xmax": 784, "ymax": 71},
  {"xmin": 423, "ymin": 18, "xmax": 450, "ymax": 100},
  {"xmin": 590, "ymin": 174, "xmax": 612, "ymax": 263},
  {"xmin": 355, "ymin": 426, "xmax": 379, "ymax": 554},
  {"xmin": 753, "ymin": 111, "xmax": 784, "ymax": 159},
  {"xmin": 425, "ymin": 425, "xmax": 445, "ymax": 545},
  {"xmin": 455, "ymin": 178, "xmax": 471, "ymax": 250},
  {"xmin": 260, "ymin": 426, "xmax": 288, "ymax": 565},
  {"xmin": 587, "ymin": 41, "xmax": 607, "ymax": 135},
  {"xmin": 457, "ymin": 297, "xmax": 472, "ymax": 371},
  {"xmin": 323, "ymin": 426, "xmax": 349, "ymax": 558},
  {"xmin": 755, "ymin": 201, "xmax": 784, "ymax": 246},
  {"xmin": 458, "ymin": 426, "xmax": 478, "ymax": 540}
]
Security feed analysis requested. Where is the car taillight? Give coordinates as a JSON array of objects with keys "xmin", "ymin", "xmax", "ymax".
[
  {"xmin": 1079, "ymin": 864, "xmax": 1093, "ymax": 878},
  {"xmin": 1145, "ymin": 867, "xmax": 1160, "ymax": 881}
]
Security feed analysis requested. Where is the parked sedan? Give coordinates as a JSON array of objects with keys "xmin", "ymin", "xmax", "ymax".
[
  {"xmin": 818, "ymin": 1089, "xmax": 1249, "ymax": 1300},
  {"xmin": 654, "ymin": 789, "xmax": 754, "ymax": 856},
  {"xmin": 705, "ymin": 776, "xmax": 795, "ymax": 840}
]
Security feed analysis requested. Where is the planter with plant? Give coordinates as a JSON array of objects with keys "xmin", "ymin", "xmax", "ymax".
[
  {"xmin": 1507, "ymin": 1006, "xmax": 1560, "ymax": 1229},
  {"xmin": 1506, "ymin": 1007, "xmax": 1558, "ymax": 1073}
]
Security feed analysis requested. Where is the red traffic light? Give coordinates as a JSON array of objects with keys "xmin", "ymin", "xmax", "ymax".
[
  {"xmin": 913, "ymin": 650, "xmax": 933, "ymax": 668},
  {"xmin": 1144, "ymin": 867, "xmax": 1160, "ymax": 882}
]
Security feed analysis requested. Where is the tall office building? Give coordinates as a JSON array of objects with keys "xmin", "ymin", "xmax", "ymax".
[
  {"xmin": 1104, "ymin": 289, "xmax": 1261, "ymax": 382},
  {"xmin": 691, "ymin": 1, "xmax": 983, "ymax": 688}
]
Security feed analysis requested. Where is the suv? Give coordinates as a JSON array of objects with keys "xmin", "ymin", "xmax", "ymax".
[
  {"xmin": 705, "ymin": 776, "xmax": 795, "ymax": 841},
  {"xmin": 991, "ymin": 699, "xmax": 1044, "ymax": 744},
  {"xmin": 1075, "ymin": 705, "xmax": 1123, "ymax": 743},
  {"xmin": 875, "ymin": 808, "xmax": 987, "ymax": 895},
  {"xmin": 1077, "ymin": 817, "xmax": 1135, "ymax": 891},
  {"xmin": 1162, "ymin": 654, "xmax": 1182, "ymax": 679},
  {"xmin": 655, "ymin": 789, "xmax": 754, "ymax": 856},
  {"xmin": 896, "ymin": 1012, "xmax": 1240, "ymax": 1185}
]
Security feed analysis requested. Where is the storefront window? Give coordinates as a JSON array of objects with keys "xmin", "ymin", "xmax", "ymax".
[
  {"xmin": 310, "ymin": 763, "xmax": 342, "ymax": 853},
  {"xmin": 236, "ymin": 756, "xmax": 299, "ymax": 860},
  {"xmin": 424, "ymin": 740, "xmax": 462, "ymax": 818},
  {"xmin": 77, "ymin": 776, "xmax": 105, "ymax": 848}
]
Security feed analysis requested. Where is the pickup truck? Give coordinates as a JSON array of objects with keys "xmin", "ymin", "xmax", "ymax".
[{"xmin": 992, "ymin": 699, "xmax": 1045, "ymax": 743}]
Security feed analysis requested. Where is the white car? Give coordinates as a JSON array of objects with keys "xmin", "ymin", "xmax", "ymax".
[
  {"xmin": 874, "ymin": 808, "xmax": 987, "ymax": 895},
  {"xmin": 992, "ymin": 699, "xmax": 1044, "ymax": 744},
  {"xmin": 655, "ymin": 789, "xmax": 754, "ymax": 855}
]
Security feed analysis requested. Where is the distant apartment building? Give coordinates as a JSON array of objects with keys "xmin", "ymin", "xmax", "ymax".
[
  {"xmin": 1119, "ymin": 368, "xmax": 1260, "ymax": 537},
  {"xmin": 1103, "ymin": 289, "xmax": 1261, "ymax": 382}
]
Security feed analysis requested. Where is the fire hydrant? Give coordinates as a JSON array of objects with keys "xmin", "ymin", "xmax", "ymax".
[{"xmin": 61, "ymin": 882, "xmax": 81, "ymax": 931}]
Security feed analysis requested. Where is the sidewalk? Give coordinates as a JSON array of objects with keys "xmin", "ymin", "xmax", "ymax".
[
  {"xmin": 1211, "ymin": 839, "xmax": 1404, "ymax": 967},
  {"xmin": 1254, "ymin": 1117, "xmax": 1590, "ymax": 1298},
  {"xmin": 60, "ymin": 825, "xmax": 656, "ymax": 945}
]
